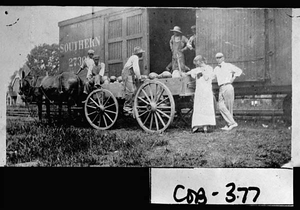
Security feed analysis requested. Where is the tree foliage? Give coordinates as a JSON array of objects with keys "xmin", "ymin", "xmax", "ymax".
[
  {"xmin": 9, "ymin": 70, "xmax": 19, "ymax": 86},
  {"xmin": 26, "ymin": 43, "xmax": 61, "ymax": 77}
]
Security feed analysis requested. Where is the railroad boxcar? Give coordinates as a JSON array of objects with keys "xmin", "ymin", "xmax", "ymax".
[{"xmin": 58, "ymin": 7, "xmax": 292, "ymax": 119}]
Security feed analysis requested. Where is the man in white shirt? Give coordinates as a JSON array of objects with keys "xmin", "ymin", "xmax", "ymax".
[
  {"xmin": 213, "ymin": 52, "xmax": 243, "ymax": 131},
  {"xmin": 77, "ymin": 49, "xmax": 96, "ymax": 94},
  {"xmin": 78, "ymin": 49, "xmax": 95, "ymax": 75},
  {"xmin": 84, "ymin": 55, "xmax": 105, "ymax": 94},
  {"xmin": 121, "ymin": 46, "xmax": 144, "ymax": 115}
]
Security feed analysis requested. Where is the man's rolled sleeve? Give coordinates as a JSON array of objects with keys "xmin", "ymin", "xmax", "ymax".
[
  {"xmin": 230, "ymin": 64, "xmax": 243, "ymax": 77},
  {"xmin": 99, "ymin": 63, "xmax": 105, "ymax": 76},
  {"xmin": 132, "ymin": 56, "xmax": 141, "ymax": 79}
]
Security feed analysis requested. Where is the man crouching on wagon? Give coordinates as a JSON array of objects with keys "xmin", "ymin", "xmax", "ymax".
[
  {"xmin": 122, "ymin": 46, "xmax": 145, "ymax": 115},
  {"xmin": 83, "ymin": 54, "xmax": 105, "ymax": 95}
]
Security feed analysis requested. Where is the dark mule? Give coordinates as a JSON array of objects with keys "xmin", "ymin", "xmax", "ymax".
[{"xmin": 19, "ymin": 71, "xmax": 84, "ymax": 122}]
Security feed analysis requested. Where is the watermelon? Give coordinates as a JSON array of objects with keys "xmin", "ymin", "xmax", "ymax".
[
  {"xmin": 117, "ymin": 76, "xmax": 122, "ymax": 82},
  {"xmin": 110, "ymin": 75, "xmax": 117, "ymax": 83},
  {"xmin": 161, "ymin": 71, "xmax": 172, "ymax": 78},
  {"xmin": 141, "ymin": 75, "xmax": 149, "ymax": 80},
  {"xmin": 101, "ymin": 75, "xmax": 108, "ymax": 83},
  {"xmin": 149, "ymin": 72, "xmax": 158, "ymax": 79},
  {"xmin": 172, "ymin": 70, "xmax": 181, "ymax": 78}
]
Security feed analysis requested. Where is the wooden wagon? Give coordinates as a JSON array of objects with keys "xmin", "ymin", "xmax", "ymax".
[{"xmin": 84, "ymin": 76, "xmax": 196, "ymax": 133}]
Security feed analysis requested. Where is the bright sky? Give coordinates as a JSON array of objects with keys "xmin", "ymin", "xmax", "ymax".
[{"xmin": 0, "ymin": 6, "xmax": 107, "ymax": 88}]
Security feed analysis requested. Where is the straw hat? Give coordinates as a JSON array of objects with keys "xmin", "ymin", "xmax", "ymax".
[
  {"xmin": 133, "ymin": 46, "xmax": 145, "ymax": 55},
  {"xmin": 170, "ymin": 26, "xmax": 182, "ymax": 34}
]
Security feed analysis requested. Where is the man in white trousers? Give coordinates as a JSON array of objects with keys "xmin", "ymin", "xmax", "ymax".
[{"xmin": 213, "ymin": 52, "xmax": 243, "ymax": 131}]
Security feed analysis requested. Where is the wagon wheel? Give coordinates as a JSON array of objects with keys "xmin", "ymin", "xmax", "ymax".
[
  {"xmin": 133, "ymin": 80, "xmax": 175, "ymax": 133},
  {"xmin": 84, "ymin": 89, "xmax": 118, "ymax": 130}
]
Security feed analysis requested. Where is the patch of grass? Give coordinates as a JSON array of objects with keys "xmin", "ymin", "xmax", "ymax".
[
  {"xmin": 6, "ymin": 119, "xmax": 163, "ymax": 166},
  {"xmin": 6, "ymin": 117, "xmax": 291, "ymax": 167}
]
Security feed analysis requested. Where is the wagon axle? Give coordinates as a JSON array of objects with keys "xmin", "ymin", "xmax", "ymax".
[
  {"xmin": 149, "ymin": 101, "xmax": 157, "ymax": 112},
  {"xmin": 98, "ymin": 104, "xmax": 105, "ymax": 112}
]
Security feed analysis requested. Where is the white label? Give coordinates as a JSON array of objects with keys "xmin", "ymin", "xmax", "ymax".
[{"xmin": 151, "ymin": 168, "xmax": 293, "ymax": 205}]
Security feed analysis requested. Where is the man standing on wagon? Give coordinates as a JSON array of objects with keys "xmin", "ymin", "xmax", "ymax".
[
  {"xmin": 213, "ymin": 52, "xmax": 243, "ymax": 131},
  {"xmin": 122, "ymin": 46, "xmax": 145, "ymax": 115},
  {"xmin": 187, "ymin": 25, "xmax": 196, "ymax": 51},
  {"xmin": 169, "ymin": 26, "xmax": 189, "ymax": 75}
]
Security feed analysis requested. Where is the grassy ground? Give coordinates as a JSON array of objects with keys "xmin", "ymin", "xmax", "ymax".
[{"xmin": 6, "ymin": 116, "xmax": 291, "ymax": 167}]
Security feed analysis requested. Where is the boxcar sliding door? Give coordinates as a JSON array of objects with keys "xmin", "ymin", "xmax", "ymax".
[{"xmin": 105, "ymin": 8, "xmax": 149, "ymax": 77}]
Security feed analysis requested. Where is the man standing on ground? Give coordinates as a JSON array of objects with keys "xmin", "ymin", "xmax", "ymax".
[
  {"xmin": 121, "ymin": 46, "xmax": 145, "ymax": 115},
  {"xmin": 213, "ymin": 52, "xmax": 243, "ymax": 131}
]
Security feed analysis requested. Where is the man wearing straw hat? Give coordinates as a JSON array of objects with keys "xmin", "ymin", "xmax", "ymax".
[
  {"xmin": 121, "ymin": 46, "xmax": 145, "ymax": 115},
  {"xmin": 169, "ymin": 26, "xmax": 189, "ymax": 74}
]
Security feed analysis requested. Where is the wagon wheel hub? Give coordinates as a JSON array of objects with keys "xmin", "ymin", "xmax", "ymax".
[
  {"xmin": 150, "ymin": 101, "xmax": 157, "ymax": 112},
  {"xmin": 99, "ymin": 104, "xmax": 105, "ymax": 111}
]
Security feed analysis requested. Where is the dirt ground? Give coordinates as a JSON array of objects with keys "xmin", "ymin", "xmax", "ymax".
[{"xmin": 112, "ymin": 116, "xmax": 291, "ymax": 168}]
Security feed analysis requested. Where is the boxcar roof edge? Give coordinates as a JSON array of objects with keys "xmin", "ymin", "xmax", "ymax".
[{"xmin": 58, "ymin": 7, "xmax": 139, "ymax": 27}]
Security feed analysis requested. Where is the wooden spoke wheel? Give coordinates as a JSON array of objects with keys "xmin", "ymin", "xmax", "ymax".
[
  {"xmin": 84, "ymin": 89, "xmax": 118, "ymax": 130},
  {"xmin": 133, "ymin": 80, "xmax": 175, "ymax": 133}
]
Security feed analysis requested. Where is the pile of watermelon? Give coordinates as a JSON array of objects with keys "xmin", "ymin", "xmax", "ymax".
[{"xmin": 101, "ymin": 69, "xmax": 186, "ymax": 84}]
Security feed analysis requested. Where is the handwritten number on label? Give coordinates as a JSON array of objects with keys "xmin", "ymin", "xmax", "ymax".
[
  {"xmin": 226, "ymin": 183, "xmax": 260, "ymax": 203},
  {"xmin": 248, "ymin": 187, "xmax": 260, "ymax": 202},
  {"xmin": 173, "ymin": 183, "xmax": 260, "ymax": 204},
  {"xmin": 225, "ymin": 182, "xmax": 236, "ymax": 203},
  {"xmin": 237, "ymin": 187, "xmax": 248, "ymax": 203}
]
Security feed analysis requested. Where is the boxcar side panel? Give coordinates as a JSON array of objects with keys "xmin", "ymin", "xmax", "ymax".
[
  {"xmin": 196, "ymin": 8, "xmax": 266, "ymax": 83},
  {"xmin": 270, "ymin": 8, "xmax": 292, "ymax": 86},
  {"xmin": 59, "ymin": 16, "xmax": 105, "ymax": 81}
]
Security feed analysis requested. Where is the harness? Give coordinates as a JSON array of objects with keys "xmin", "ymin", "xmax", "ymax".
[
  {"xmin": 20, "ymin": 84, "xmax": 39, "ymax": 122},
  {"xmin": 39, "ymin": 86, "xmax": 54, "ymax": 104}
]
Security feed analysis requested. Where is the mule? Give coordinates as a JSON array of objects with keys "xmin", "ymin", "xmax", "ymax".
[{"xmin": 19, "ymin": 70, "xmax": 84, "ymax": 122}]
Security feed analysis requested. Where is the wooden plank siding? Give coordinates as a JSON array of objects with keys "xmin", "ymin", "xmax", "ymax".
[
  {"xmin": 196, "ymin": 8, "xmax": 266, "ymax": 82},
  {"xmin": 105, "ymin": 8, "xmax": 148, "ymax": 77}
]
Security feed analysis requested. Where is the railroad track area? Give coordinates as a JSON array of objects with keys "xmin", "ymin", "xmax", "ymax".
[
  {"xmin": 6, "ymin": 104, "xmax": 83, "ymax": 121},
  {"xmin": 6, "ymin": 104, "xmax": 285, "ymax": 123}
]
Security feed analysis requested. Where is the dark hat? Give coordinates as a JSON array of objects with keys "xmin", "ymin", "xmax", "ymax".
[
  {"xmin": 133, "ymin": 46, "xmax": 145, "ymax": 55},
  {"xmin": 170, "ymin": 26, "xmax": 182, "ymax": 34}
]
